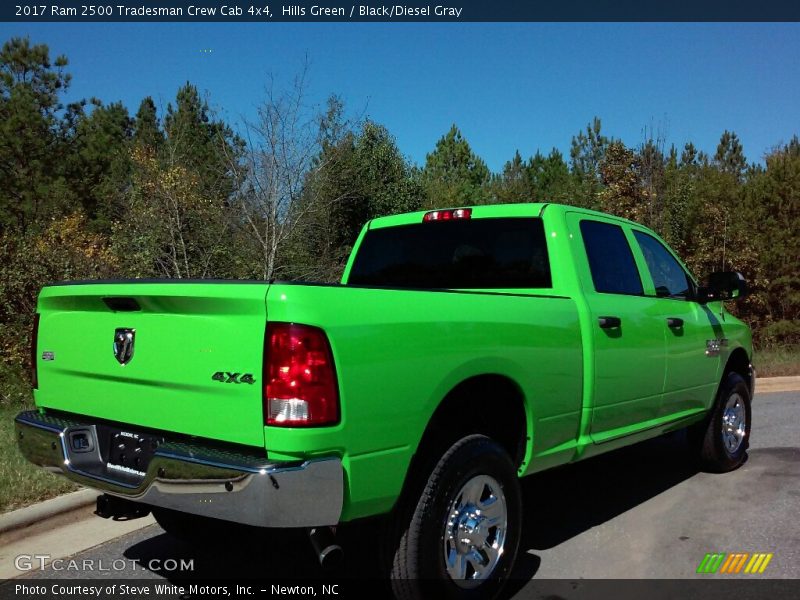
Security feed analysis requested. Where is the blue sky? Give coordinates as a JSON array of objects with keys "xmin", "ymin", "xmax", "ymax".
[{"xmin": 1, "ymin": 23, "xmax": 798, "ymax": 170}]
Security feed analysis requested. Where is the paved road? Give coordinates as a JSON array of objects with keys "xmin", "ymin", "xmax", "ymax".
[{"xmin": 18, "ymin": 392, "xmax": 800, "ymax": 589}]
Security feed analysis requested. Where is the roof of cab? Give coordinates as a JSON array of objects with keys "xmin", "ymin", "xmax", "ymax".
[
  {"xmin": 367, "ymin": 202, "xmax": 647, "ymax": 230},
  {"xmin": 368, "ymin": 202, "xmax": 549, "ymax": 229}
]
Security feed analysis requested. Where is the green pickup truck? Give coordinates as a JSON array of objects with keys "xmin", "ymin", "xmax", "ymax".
[{"xmin": 17, "ymin": 203, "xmax": 753, "ymax": 598}]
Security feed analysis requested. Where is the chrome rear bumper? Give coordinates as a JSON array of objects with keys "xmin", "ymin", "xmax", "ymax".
[{"xmin": 15, "ymin": 410, "xmax": 343, "ymax": 528}]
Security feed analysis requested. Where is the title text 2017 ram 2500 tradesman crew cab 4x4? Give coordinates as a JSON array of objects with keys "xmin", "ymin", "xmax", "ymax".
[{"xmin": 17, "ymin": 203, "xmax": 753, "ymax": 599}]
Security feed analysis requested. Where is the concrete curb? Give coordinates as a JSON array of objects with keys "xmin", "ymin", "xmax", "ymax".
[
  {"xmin": 0, "ymin": 489, "xmax": 97, "ymax": 536},
  {"xmin": 756, "ymin": 375, "xmax": 800, "ymax": 394}
]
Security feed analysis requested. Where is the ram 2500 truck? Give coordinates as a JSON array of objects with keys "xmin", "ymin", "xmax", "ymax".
[{"xmin": 16, "ymin": 203, "xmax": 753, "ymax": 599}]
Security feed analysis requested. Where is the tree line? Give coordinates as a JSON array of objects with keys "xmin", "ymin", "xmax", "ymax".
[{"xmin": 1, "ymin": 37, "xmax": 798, "ymax": 388}]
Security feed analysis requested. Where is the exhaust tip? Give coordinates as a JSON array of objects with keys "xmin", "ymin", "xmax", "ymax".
[
  {"xmin": 308, "ymin": 527, "xmax": 343, "ymax": 570},
  {"xmin": 318, "ymin": 543, "xmax": 344, "ymax": 570}
]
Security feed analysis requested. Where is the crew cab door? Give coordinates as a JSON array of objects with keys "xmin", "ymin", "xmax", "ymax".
[
  {"xmin": 629, "ymin": 228, "xmax": 722, "ymax": 418},
  {"xmin": 567, "ymin": 214, "xmax": 667, "ymax": 441}
]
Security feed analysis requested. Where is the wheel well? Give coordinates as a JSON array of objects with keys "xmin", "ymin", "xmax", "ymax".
[
  {"xmin": 414, "ymin": 375, "xmax": 528, "ymax": 470},
  {"xmin": 724, "ymin": 347, "xmax": 752, "ymax": 391}
]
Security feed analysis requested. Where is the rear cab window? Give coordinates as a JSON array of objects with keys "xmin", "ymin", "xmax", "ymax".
[{"xmin": 347, "ymin": 218, "xmax": 552, "ymax": 289}]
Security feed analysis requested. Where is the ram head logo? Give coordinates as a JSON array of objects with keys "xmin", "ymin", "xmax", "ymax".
[{"xmin": 113, "ymin": 328, "xmax": 135, "ymax": 365}]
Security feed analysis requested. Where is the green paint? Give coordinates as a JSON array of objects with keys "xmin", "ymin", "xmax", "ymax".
[{"xmin": 29, "ymin": 204, "xmax": 753, "ymax": 522}]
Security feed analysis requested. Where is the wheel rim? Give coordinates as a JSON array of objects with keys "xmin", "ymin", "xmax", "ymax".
[
  {"xmin": 721, "ymin": 392, "xmax": 747, "ymax": 454},
  {"xmin": 443, "ymin": 474, "xmax": 508, "ymax": 587}
]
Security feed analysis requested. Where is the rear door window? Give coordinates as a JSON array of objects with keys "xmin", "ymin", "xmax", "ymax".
[
  {"xmin": 348, "ymin": 218, "xmax": 551, "ymax": 289},
  {"xmin": 579, "ymin": 220, "xmax": 643, "ymax": 295}
]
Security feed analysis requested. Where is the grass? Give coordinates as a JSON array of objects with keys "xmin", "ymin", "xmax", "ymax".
[
  {"xmin": 754, "ymin": 346, "xmax": 800, "ymax": 377},
  {"xmin": 0, "ymin": 404, "xmax": 78, "ymax": 513}
]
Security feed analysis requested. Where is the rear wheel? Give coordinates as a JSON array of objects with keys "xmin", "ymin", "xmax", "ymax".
[
  {"xmin": 694, "ymin": 372, "xmax": 752, "ymax": 472},
  {"xmin": 388, "ymin": 434, "xmax": 522, "ymax": 600}
]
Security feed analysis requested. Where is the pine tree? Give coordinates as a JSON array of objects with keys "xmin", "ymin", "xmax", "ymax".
[
  {"xmin": 421, "ymin": 125, "xmax": 490, "ymax": 208},
  {"xmin": 489, "ymin": 150, "xmax": 533, "ymax": 204},
  {"xmin": 64, "ymin": 99, "xmax": 133, "ymax": 228},
  {"xmin": 133, "ymin": 97, "xmax": 164, "ymax": 151},
  {"xmin": 569, "ymin": 117, "xmax": 608, "ymax": 209},
  {"xmin": 714, "ymin": 130, "xmax": 747, "ymax": 180},
  {"xmin": 0, "ymin": 37, "xmax": 72, "ymax": 232},
  {"xmin": 530, "ymin": 149, "xmax": 571, "ymax": 204}
]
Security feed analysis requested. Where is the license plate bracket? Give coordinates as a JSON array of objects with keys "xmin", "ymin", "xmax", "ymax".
[{"xmin": 105, "ymin": 428, "xmax": 161, "ymax": 476}]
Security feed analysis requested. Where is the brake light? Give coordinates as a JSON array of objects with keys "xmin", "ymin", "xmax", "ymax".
[
  {"xmin": 423, "ymin": 208, "xmax": 472, "ymax": 222},
  {"xmin": 31, "ymin": 313, "xmax": 40, "ymax": 389},
  {"xmin": 264, "ymin": 323, "xmax": 339, "ymax": 427}
]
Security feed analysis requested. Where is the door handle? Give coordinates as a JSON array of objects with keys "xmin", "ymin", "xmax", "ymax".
[
  {"xmin": 598, "ymin": 316, "xmax": 621, "ymax": 329},
  {"xmin": 667, "ymin": 317, "xmax": 684, "ymax": 329}
]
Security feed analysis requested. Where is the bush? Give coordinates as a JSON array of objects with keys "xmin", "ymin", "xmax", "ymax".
[{"xmin": 0, "ymin": 213, "xmax": 118, "ymax": 378}]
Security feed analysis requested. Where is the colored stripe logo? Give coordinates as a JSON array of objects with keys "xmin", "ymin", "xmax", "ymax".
[{"xmin": 697, "ymin": 552, "xmax": 773, "ymax": 574}]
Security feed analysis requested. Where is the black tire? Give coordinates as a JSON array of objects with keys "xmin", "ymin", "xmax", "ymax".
[
  {"xmin": 388, "ymin": 434, "xmax": 522, "ymax": 600},
  {"xmin": 694, "ymin": 372, "xmax": 752, "ymax": 472}
]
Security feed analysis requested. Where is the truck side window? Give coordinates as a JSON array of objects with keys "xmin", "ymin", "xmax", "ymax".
[
  {"xmin": 579, "ymin": 220, "xmax": 643, "ymax": 295},
  {"xmin": 633, "ymin": 231, "xmax": 692, "ymax": 298}
]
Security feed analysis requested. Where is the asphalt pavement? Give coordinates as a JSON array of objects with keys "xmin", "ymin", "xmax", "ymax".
[{"xmin": 11, "ymin": 391, "xmax": 800, "ymax": 590}]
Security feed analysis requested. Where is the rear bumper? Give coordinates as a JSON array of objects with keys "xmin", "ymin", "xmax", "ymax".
[{"xmin": 15, "ymin": 410, "xmax": 343, "ymax": 528}]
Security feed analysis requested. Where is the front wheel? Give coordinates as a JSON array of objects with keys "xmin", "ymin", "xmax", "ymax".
[
  {"xmin": 694, "ymin": 372, "xmax": 752, "ymax": 472},
  {"xmin": 388, "ymin": 434, "xmax": 522, "ymax": 600}
]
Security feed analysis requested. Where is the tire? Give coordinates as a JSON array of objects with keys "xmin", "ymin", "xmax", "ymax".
[
  {"xmin": 388, "ymin": 435, "xmax": 522, "ymax": 600},
  {"xmin": 695, "ymin": 372, "xmax": 752, "ymax": 473}
]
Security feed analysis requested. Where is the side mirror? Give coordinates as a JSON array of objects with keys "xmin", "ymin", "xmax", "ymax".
[{"xmin": 696, "ymin": 271, "xmax": 748, "ymax": 304}]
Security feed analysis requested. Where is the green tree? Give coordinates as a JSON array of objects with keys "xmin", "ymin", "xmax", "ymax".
[
  {"xmin": 569, "ymin": 117, "xmax": 608, "ymax": 208},
  {"xmin": 114, "ymin": 84, "xmax": 243, "ymax": 278},
  {"xmin": 0, "ymin": 37, "xmax": 72, "ymax": 232},
  {"xmin": 742, "ymin": 138, "xmax": 800, "ymax": 344},
  {"xmin": 421, "ymin": 125, "xmax": 490, "ymax": 208},
  {"xmin": 491, "ymin": 150, "xmax": 534, "ymax": 204},
  {"xmin": 64, "ymin": 99, "xmax": 133, "ymax": 229},
  {"xmin": 714, "ymin": 130, "xmax": 747, "ymax": 180},
  {"xmin": 660, "ymin": 145, "xmax": 693, "ymax": 253},
  {"xmin": 289, "ymin": 115, "xmax": 422, "ymax": 281},
  {"xmin": 529, "ymin": 149, "xmax": 572, "ymax": 203},
  {"xmin": 164, "ymin": 83, "xmax": 243, "ymax": 200},
  {"xmin": 133, "ymin": 96, "xmax": 164, "ymax": 151}
]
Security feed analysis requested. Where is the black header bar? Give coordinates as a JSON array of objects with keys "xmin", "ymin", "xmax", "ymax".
[{"xmin": 3, "ymin": 1, "xmax": 800, "ymax": 23}]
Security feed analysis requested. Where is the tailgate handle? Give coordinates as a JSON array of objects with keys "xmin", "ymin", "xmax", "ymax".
[
  {"xmin": 598, "ymin": 316, "xmax": 621, "ymax": 329},
  {"xmin": 103, "ymin": 297, "xmax": 141, "ymax": 312}
]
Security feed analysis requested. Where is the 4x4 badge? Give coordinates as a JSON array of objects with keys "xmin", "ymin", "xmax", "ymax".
[{"xmin": 113, "ymin": 328, "xmax": 135, "ymax": 365}]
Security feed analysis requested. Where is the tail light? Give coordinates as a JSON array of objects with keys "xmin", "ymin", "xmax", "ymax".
[
  {"xmin": 264, "ymin": 323, "xmax": 339, "ymax": 427},
  {"xmin": 31, "ymin": 313, "xmax": 40, "ymax": 389},
  {"xmin": 423, "ymin": 208, "xmax": 472, "ymax": 222}
]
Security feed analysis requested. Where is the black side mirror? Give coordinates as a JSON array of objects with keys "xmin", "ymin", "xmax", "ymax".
[{"xmin": 696, "ymin": 271, "xmax": 748, "ymax": 304}]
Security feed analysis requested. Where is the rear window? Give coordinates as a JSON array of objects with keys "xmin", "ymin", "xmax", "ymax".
[{"xmin": 347, "ymin": 218, "xmax": 551, "ymax": 289}]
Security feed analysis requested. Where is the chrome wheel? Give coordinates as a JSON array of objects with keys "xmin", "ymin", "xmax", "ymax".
[
  {"xmin": 721, "ymin": 392, "xmax": 747, "ymax": 454},
  {"xmin": 443, "ymin": 474, "xmax": 507, "ymax": 587}
]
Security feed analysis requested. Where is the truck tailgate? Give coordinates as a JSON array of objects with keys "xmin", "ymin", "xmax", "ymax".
[{"xmin": 35, "ymin": 282, "xmax": 269, "ymax": 448}]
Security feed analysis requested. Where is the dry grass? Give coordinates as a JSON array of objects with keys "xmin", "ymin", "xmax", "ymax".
[{"xmin": 754, "ymin": 346, "xmax": 800, "ymax": 378}]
